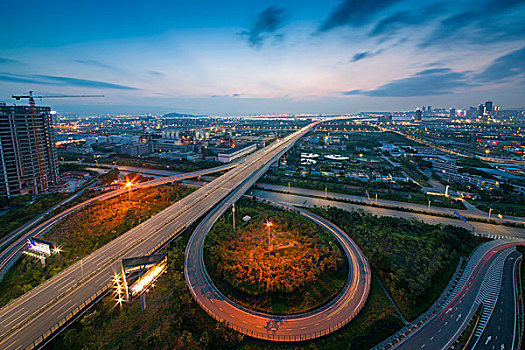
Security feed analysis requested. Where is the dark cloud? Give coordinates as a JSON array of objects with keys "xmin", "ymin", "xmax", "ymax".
[
  {"xmin": 0, "ymin": 72, "xmax": 137, "ymax": 90},
  {"xmin": 35, "ymin": 75, "xmax": 138, "ymax": 90},
  {"xmin": 350, "ymin": 49, "xmax": 383, "ymax": 62},
  {"xmin": 240, "ymin": 6, "xmax": 289, "ymax": 48},
  {"xmin": 342, "ymin": 89, "xmax": 362, "ymax": 95},
  {"xmin": 211, "ymin": 93, "xmax": 243, "ymax": 98},
  {"xmin": 318, "ymin": 0, "xmax": 402, "ymax": 32},
  {"xmin": 369, "ymin": 11, "xmax": 418, "ymax": 36},
  {"xmin": 343, "ymin": 68, "xmax": 471, "ymax": 97},
  {"xmin": 476, "ymin": 47, "xmax": 525, "ymax": 82},
  {"xmin": 74, "ymin": 59, "xmax": 117, "ymax": 70},
  {"xmin": 351, "ymin": 52, "xmax": 369, "ymax": 62},
  {"xmin": 0, "ymin": 57, "xmax": 22, "ymax": 65},
  {"xmin": 421, "ymin": 0, "xmax": 525, "ymax": 46},
  {"xmin": 0, "ymin": 72, "xmax": 54, "ymax": 85}
]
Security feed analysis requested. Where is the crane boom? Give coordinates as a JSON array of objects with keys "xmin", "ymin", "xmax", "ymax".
[{"xmin": 12, "ymin": 91, "xmax": 104, "ymax": 100}]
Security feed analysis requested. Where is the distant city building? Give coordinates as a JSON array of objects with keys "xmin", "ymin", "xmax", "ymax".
[
  {"xmin": 469, "ymin": 106, "xmax": 478, "ymax": 118},
  {"xmin": 217, "ymin": 143, "xmax": 257, "ymax": 163},
  {"xmin": 0, "ymin": 105, "xmax": 59, "ymax": 197},
  {"xmin": 414, "ymin": 109, "xmax": 422, "ymax": 121},
  {"xmin": 485, "ymin": 101, "xmax": 493, "ymax": 114},
  {"xmin": 114, "ymin": 143, "xmax": 154, "ymax": 157},
  {"xmin": 478, "ymin": 104, "xmax": 485, "ymax": 117},
  {"xmin": 449, "ymin": 108, "xmax": 456, "ymax": 118},
  {"xmin": 428, "ymin": 106, "xmax": 432, "ymax": 112},
  {"xmin": 377, "ymin": 115, "xmax": 392, "ymax": 123},
  {"xmin": 432, "ymin": 159, "xmax": 500, "ymax": 191}
]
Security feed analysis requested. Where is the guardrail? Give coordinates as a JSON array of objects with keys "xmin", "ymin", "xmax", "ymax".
[
  {"xmin": 373, "ymin": 256, "xmax": 467, "ymax": 349},
  {"xmin": 188, "ymin": 275, "xmax": 370, "ymax": 342},
  {"xmin": 27, "ymin": 281, "xmax": 112, "ymax": 350}
]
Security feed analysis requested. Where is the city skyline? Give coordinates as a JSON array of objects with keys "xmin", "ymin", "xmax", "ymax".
[{"xmin": 1, "ymin": 0, "xmax": 525, "ymax": 114}]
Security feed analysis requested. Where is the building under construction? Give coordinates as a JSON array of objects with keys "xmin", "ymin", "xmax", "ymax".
[{"xmin": 0, "ymin": 104, "xmax": 59, "ymax": 198}]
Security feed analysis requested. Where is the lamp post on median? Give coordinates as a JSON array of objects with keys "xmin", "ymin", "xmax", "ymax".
[
  {"xmin": 265, "ymin": 220, "xmax": 273, "ymax": 256},
  {"xmin": 125, "ymin": 180, "xmax": 133, "ymax": 204},
  {"xmin": 488, "ymin": 208, "xmax": 493, "ymax": 218}
]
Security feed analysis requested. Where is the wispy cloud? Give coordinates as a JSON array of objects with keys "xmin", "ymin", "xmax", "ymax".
[
  {"xmin": 240, "ymin": 6, "xmax": 289, "ymax": 48},
  {"xmin": 318, "ymin": 0, "xmax": 403, "ymax": 32},
  {"xmin": 74, "ymin": 59, "xmax": 121, "ymax": 72},
  {"xmin": 0, "ymin": 72, "xmax": 137, "ymax": 90},
  {"xmin": 148, "ymin": 70, "xmax": 165, "ymax": 76},
  {"xmin": 350, "ymin": 49, "xmax": 383, "ymax": 62},
  {"xmin": 0, "ymin": 57, "xmax": 23, "ymax": 65},
  {"xmin": 421, "ymin": 0, "xmax": 525, "ymax": 47},
  {"xmin": 475, "ymin": 46, "xmax": 525, "ymax": 83},
  {"xmin": 211, "ymin": 93, "xmax": 243, "ymax": 98},
  {"xmin": 343, "ymin": 67, "xmax": 472, "ymax": 97}
]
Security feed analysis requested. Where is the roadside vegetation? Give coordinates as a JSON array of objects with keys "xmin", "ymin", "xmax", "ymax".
[
  {"xmin": 0, "ymin": 183, "xmax": 193, "ymax": 308},
  {"xmin": 0, "ymin": 192, "xmax": 71, "ymax": 240},
  {"xmin": 48, "ymin": 228, "xmax": 246, "ymax": 350},
  {"xmin": 309, "ymin": 206, "xmax": 486, "ymax": 320},
  {"xmin": 50, "ymin": 207, "xmax": 404, "ymax": 350},
  {"xmin": 204, "ymin": 198, "xmax": 346, "ymax": 314}
]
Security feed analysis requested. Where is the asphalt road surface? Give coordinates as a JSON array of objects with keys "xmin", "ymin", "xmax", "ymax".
[
  {"xmin": 0, "ymin": 120, "xmax": 322, "ymax": 349},
  {"xmin": 254, "ymin": 184, "xmax": 524, "ymax": 225},
  {"xmin": 0, "ymin": 162, "xmax": 239, "ymax": 281},
  {"xmin": 250, "ymin": 190, "xmax": 525, "ymax": 239},
  {"xmin": 391, "ymin": 241, "xmax": 523, "ymax": 349},
  {"xmin": 185, "ymin": 194, "xmax": 371, "ymax": 341},
  {"xmin": 465, "ymin": 250, "xmax": 521, "ymax": 350}
]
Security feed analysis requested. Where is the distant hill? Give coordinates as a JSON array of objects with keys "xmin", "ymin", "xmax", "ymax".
[{"xmin": 161, "ymin": 112, "xmax": 207, "ymax": 118}]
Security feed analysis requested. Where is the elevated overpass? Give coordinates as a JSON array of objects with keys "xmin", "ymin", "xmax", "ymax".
[{"xmin": 0, "ymin": 120, "xmax": 325, "ymax": 349}]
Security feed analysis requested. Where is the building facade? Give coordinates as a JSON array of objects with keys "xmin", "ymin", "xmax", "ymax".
[{"xmin": 0, "ymin": 105, "xmax": 59, "ymax": 197}]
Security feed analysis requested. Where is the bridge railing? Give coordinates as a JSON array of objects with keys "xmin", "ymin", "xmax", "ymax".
[{"xmin": 27, "ymin": 281, "xmax": 113, "ymax": 350}]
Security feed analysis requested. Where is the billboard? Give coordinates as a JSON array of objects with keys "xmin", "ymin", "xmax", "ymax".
[
  {"xmin": 27, "ymin": 237, "xmax": 55, "ymax": 257},
  {"xmin": 128, "ymin": 255, "xmax": 168, "ymax": 298}
]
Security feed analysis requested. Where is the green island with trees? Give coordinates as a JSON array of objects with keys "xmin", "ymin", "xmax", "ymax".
[{"xmin": 204, "ymin": 198, "xmax": 346, "ymax": 314}]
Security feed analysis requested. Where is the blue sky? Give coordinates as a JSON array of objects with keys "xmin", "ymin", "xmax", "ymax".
[{"xmin": 1, "ymin": 0, "xmax": 524, "ymax": 115}]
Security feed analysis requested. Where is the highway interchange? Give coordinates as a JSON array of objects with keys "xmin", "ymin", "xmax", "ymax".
[
  {"xmin": 0, "ymin": 118, "xmax": 523, "ymax": 349},
  {"xmin": 0, "ymin": 120, "xmax": 328, "ymax": 349},
  {"xmin": 185, "ymin": 196, "xmax": 371, "ymax": 341}
]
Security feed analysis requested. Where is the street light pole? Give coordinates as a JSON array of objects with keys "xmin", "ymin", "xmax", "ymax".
[
  {"xmin": 266, "ymin": 221, "xmax": 273, "ymax": 256},
  {"xmin": 488, "ymin": 208, "xmax": 493, "ymax": 218},
  {"xmin": 428, "ymin": 200, "xmax": 431, "ymax": 210},
  {"xmin": 232, "ymin": 203, "xmax": 236, "ymax": 233}
]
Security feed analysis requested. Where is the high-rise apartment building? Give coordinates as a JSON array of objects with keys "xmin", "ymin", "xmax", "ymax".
[
  {"xmin": 0, "ymin": 105, "xmax": 59, "ymax": 198},
  {"xmin": 484, "ymin": 101, "xmax": 493, "ymax": 114}
]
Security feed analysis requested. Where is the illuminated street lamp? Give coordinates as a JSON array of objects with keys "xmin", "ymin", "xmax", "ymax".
[
  {"xmin": 125, "ymin": 180, "xmax": 133, "ymax": 203},
  {"xmin": 265, "ymin": 220, "xmax": 273, "ymax": 256}
]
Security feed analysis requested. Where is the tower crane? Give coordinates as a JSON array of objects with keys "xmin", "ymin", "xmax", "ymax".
[{"xmin": 10, "ymin": 91, "xmax": 104, "ymax": 192}]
